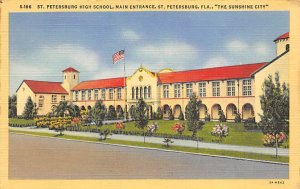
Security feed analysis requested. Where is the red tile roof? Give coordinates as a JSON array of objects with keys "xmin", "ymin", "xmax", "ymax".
[
  {"xmin": 158, "ymin": 63, "xmax": 267, "ymax": 84},
  {"xmin": 274, "ymin": 32, "xmax": 289, "ymax": 42},
  {"xmin": 72, "ymin": 77, "xmax": 125, "ymax": 91},
  {"xmin": 23, "ymin": 80, "xmax": 68, "ymax": 94},
  {"xmin": 63, "ymin": 67, "xmax": 79, "ymax": 73}
]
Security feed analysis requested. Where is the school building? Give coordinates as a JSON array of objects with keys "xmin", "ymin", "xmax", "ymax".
[{"xmin": 16, "ymin": 32, "xmax": 289, "ymax": 121}]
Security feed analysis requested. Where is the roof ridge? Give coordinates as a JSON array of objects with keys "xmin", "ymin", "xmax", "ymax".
[
  {"xmin": 79, "ymin": 76, "xmax": 126, "ymax": 83},
  {"xmin": 158, "ymin": 62, "xmax": 268, "ymax": 75},
  {"xmin": 24, "ymin": 79, "xmax": 62, "ymax": 84}
]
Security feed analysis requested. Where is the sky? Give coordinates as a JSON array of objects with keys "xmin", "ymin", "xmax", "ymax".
[{"xmin": 10, "ymin": 11, "xmax": 289, "ymax": 94}]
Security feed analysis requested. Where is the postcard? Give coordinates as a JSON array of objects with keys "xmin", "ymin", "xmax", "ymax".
[{"xmin": 1, "ymin": 0, "xmax": 300, "ymax": 189}]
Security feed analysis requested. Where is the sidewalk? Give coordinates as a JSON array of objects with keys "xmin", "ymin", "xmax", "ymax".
[{"xmin": 10, "ymin": 127, "xmax": 289, "ymax": 156}]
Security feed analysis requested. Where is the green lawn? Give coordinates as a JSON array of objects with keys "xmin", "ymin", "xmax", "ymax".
[
  {"xmin": 9, "ymin": 118, "xmax": 289, "ymax": 148},
  {"xmin": 10, "ymin": 129, "xmax": 288, "ymax": 163},
  {"xmin": 9, "ymin": 118, "xmax": 35, "ymax": 125},
  {"xmin": 101, "ymin": 120, "xmax": 266, "ymax": 147}
]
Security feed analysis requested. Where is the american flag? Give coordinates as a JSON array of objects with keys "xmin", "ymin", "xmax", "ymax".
[{"xmin": 112, "ymin": 50, "xmax": 125, "ymax": 64}]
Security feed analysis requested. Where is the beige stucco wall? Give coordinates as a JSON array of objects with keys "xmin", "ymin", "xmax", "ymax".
[
  {"xmin": 16, "ymin": 82, "xmax": 35, "ymax": 116},
  {"xmin": 159, "ymin": 78, "xmax": 255, "ymax": 120},
  {"xmin": 72, "ymin": 87, "xmax": 126, "ymax": 112},
  {"xmin": 17, "ymin": 82, "xmax": 69, "ymax": 115},
  {"xmin": 61, "ymin": 71, "xmax": 79, "ymax": 100},
  {"xmin": 254, "ymin": 51, "xmax": 289, "ymax": 121},
  {"xmin": 275, "ymin": 38, "xmax": 289, "ymax": 56},
  {"xmin": 126, "ymin": 66, "xmax": 160, "ymax": 112}
]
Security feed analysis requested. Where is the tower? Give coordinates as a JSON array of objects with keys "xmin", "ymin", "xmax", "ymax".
[
  {"xmin": 62, "ymin": 67, "xmax": 79, "ymax": 100},
  {"xmin": 274, "ymin": 32, "xmax": 289, "ymax": 56}
]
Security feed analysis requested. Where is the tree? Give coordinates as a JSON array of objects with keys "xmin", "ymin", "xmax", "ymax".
[
  {"xmin": 178, "ymin": 110, "xmax": 184, "ymax": 120},
  {"xmin": 53, "ymin": 101, "xmax": 74, "ymax": 117},
  {"xmin": 9, "ymin": 95, "xmax": 17, "ymax": 118},
  {"xmin": 156, "ymin": 107, "xmax": 163, "ymax": 120},
  {"xmin": 134, "ymin": 98, "xmax": 148, "ymax": 143},
  {"xmin": 117, "ymin": 106, "xmax": 124, "ymax": 119},
  {"xmin": 74, "ymin": 105, "xmax": 81, "ymax": 117},
  {"xmin": 259, "ymin": 72, "xmax": 289, "ymax": 157},
  {"xmin": 185, "ymin": 93, "xmax": 204, "ymax": 137},
  {"xmin": 168, "ymin": 107, "xmax": 174, "ymax": 120},
  {"xmin": 92, "ymin": 100, "xmax": 106, "ymax": 126},
  {"xmin": 22, "ymin": 96, "xmax": 34, "ymax": 119},
  {"xmin": 106, "ymin": 106, "xmax": 117, "ymax": 120}
]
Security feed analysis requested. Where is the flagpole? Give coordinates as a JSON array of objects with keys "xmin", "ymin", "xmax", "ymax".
[{"xmin": 123, "ymin": 48, "xmax": 127, "ymax": 121}]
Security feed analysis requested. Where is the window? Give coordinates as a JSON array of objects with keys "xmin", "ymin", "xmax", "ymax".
[
  {"xmin": 74, "ymin": 74, "xmax": 76, "ymax": 79},
  {"xmin": 132, "ymin": 87, "xmax": 135, "ymax": 99},
  {"xmin": 38, "ymin": 96, "xmax": 44, "ymax": 108},
  {"xmin": 117, "ymin": 88, "xmax": 122, "ymax": 99},
  {"xmin": 148, "ymin": 86, "xmax": 151, "ymax": 98},
  {"xmin": 212, "ymin": 82, "xmax": 220, "ymax": 96},
  {"xmin": 81, "ymin": 91, "xmax": 86, "ymax": 101},
  {"xmin": 174, "ymin": 84, "xmax": 181, "ymax": 98},
  {"xmin": 243, "ymin": 80, "xmax": 252, "ymax": 96},
  {"xmin": 109, "ymin": 89, "xmax": 114, "ymax": 100},
  {"xmin": 144, "ymin": 87, "xmax": 148, "ymax": 99},
  {"xmin": 286, "ymin": 44, "xmax": 290, "ymax": 51},
  {"xmin": 227, "ymin": 81, "xmax": 235, "ymax": 96},
  {"xmin": 52, "ymin": 95, "xmax": 57, "ymax": 103},
  {"xmin": 198, "ymin": 82, "xmax": 206, "ymax": 97},
  {"xmin": 136, "ymin": 87, "xmax": 139, "ymax": 99},
  {"xmin": 186, "ymin": 83, "xmax": 193, "ymax": 97},
  {"xmin": 61, "ymin": 95, "xmax": 66, "ymax": 101},
  {"xmin": 88, "ymin": 90, "xmax": 92, "ymax": 100},
  {"xmin": 101, "ymin": 89, "xmax": 106, "ymax": 100},
  {"xmin": 163, "ymin": 85, "xmax": 169, "ymax": 98},
  {"xmin": 94, "ymin": 89, "xmax": 99, "ymax": 100},
  {"xmin": 75, "ymin": 91, "xmax": 79, "ymax": 101},
  {"xmin": 140, "ymin": 87, "xmax": 143, "ymax": 99}
]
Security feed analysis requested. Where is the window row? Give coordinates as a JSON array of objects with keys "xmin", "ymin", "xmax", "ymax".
[
  {"xmin": 162, "ymin": 79, "xmax": 252, "ymax": 98},
  {"xmin": 131, "ymin": 86, "xmax": 152, "ymax": 100},
  {"xmin": 74, "ymin": 88, "xmax": 123, "ymax": 101},
  {"xmin": 38, "ymin": 95, "xmax": 66, "ymax": 108}
]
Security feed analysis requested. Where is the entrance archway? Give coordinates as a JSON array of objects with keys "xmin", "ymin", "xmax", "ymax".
[
  {"xmin": 242, "ymin": 103, "xmax": 254, "ymax": 119},
  {"xmin": 199, "ymin": 104, "xmax": 207, "ymax": 119},
  {"xmin": 226, "ymin": 103, "xmax": 237, "ymax": 120},
  {"xmin": 173, "ymin": 104, "xmax": 182, "ymax": 119},
  {"xmin": 211, "ymin": 104, "xmax": 221, "ymax": 120}
]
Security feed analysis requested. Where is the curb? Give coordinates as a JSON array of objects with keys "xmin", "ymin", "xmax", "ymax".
[{"xmin": 10, "ymin": 131, "xmax": 289, "ymax": 166}]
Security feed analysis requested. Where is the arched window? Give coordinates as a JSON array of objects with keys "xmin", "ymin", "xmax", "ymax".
[
  {"xmin": 74, "ymin": 74, "xmax": 76, "ymax": 79},
  {"xmin": 140, "ymin": 87, "xmax": 143, "ymax": 99},
  {"xmin": 286, "ymin": 44, "xmax": 290, "ymax": 51},
  {"xmin": 136, "ymin": 87, "xmax": 139, "ymax": 99},
  {"xmin": 64, "ymin": 75, "xmax": 66, "ymax": 80},
  {"xmin": 132, "ymin": 87, "xmax": 135, "ymax": 99},
  {"xmin": 144, "ymin": 86, "xmax": 148, "ymax": 99},
  {"xmin": 148, "ymin": 86, "xmax": 151, "ymax": 98}
]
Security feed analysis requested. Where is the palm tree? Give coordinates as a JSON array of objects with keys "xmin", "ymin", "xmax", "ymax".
[{"xmin": 54, "ymin": 101, "xmax": 74, "ymax": 117}]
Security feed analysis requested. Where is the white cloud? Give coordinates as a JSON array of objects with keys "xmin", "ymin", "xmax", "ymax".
[
  {"xmin": 204, "ymin": 57, "xmax": 229, "ymax": 68},
  {"xmin": 10, "ymin": 43, "xmax": 103, "ymax": 94},
  {"xmin": 226, "ymin": 40, "xmax": 249, "ymax": 53},
  {"xmin": 253, "ymin": 42, "xmax": 272, "ymax": 56},
  {"xmin": 134, "ymin": 41, "xmax": 201, "ymax": 71},
  {"xmin": 121, "ymin": 29, "xmax": 141, "ymax": 41}
]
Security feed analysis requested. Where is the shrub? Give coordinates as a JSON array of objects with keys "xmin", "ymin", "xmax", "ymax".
[
  {"xmin": 218, "ymin": 110, "xmax": 226, "ymax": 122},
  {"xmin": 115, "ymin": 122, "xmax": 125, "ymax": 129},
  {"xmin": 171, "ymin": 122, "xmax": 185, "ymax": 136},
  {"xmin": 205, "ymin": 113, "xmax": 211, "ymax": 122},
  {"xmin": 234, "ymin": 113, "xmax": 242, "ymax": 123},
  {"xmin": 168, "ymin": 108, "xmax": 174, "ymax": 120},
  {"xmin": 147, "ymin": 122, "xmax": 158, "ymax": 134},
  {"xmin": 211, "ymin": 123, "xmax": 229, "ymax": 142},
  {"xmin": 263, "ymin": 132, "xmax": 287, "ymax": 147},
  {"xmin": 178, "ymin": 111, "xmax": 184, "ymax": 120},
  {"xmin": 156, "ymin": 107, "xmax": 163, "ymax": 120}
]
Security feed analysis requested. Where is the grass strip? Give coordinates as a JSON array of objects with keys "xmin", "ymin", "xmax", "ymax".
[{"xmin": 10, "ymin": 129, "xmax": 288, "ymax": 164}]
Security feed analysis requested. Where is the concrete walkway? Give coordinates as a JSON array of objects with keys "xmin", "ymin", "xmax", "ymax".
[{"xmin": 10, "ymin": 127, "xmax": 289, "ymax": 156}]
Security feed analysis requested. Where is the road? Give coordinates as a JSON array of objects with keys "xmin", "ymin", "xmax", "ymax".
[{"xmin": 9, "ymin": 133, "xmax": 288, "ymax": 179}]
